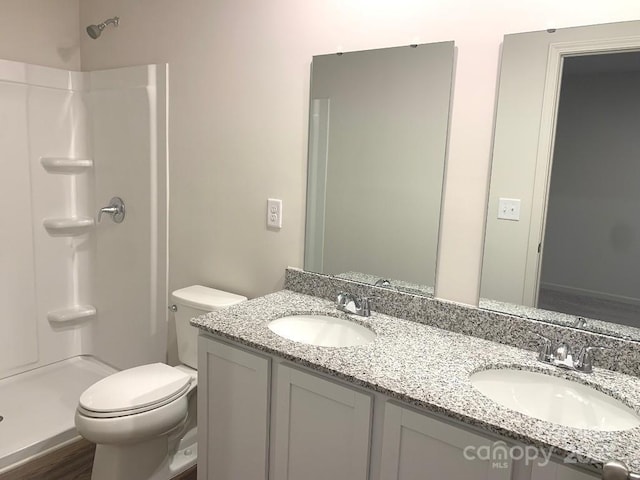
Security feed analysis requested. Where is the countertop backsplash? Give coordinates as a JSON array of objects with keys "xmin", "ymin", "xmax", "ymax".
[{"xmin": 284, "ymin": 268, "xmax": 640, "ymax": 377}]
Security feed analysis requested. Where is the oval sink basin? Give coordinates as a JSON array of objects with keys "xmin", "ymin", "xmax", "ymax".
[
  {"xmin": 470, "ymin": 369, "xmax": 640, "ymax": 431},
  {"xmin": 268, "ymin": 314, "xmax": 376, "ymax": 348}
]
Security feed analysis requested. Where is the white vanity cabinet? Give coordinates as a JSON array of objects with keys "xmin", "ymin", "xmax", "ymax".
[
  {"xmin": 197, "ymin": 336, "xmax": 271, "ymax": 480},
  {"xmin": 379, "ymin": 403, "xmax": 513, "ymax": 480},
  {"xmin": 271, "ymin": 364, "xmax": 373, "ymax": 480},
  {"xmin": 197, "ymin": 334, "xmax": 601, "ymax": 480}
]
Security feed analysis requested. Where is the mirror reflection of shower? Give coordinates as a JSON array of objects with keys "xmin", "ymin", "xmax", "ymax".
[{"xmin": 86, "ymin": 17, "xmax": 119, "ymax": 39}]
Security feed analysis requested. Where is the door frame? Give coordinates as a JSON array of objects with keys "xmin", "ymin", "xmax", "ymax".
[{"xmin": 524, "ymin": 35, "xmax": 640, "ymax": 307}]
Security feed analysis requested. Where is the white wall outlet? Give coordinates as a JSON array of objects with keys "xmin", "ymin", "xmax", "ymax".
[
  {"xmin": 497, "ymin": 198, "xmax": 521, "ymax": 221},
  {"xmin": 267, "ymin": 198, "xmax": 283, "ymax": 229}
]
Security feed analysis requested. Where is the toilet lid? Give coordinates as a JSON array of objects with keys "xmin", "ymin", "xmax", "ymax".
[{"xmin": 79, "ymin": 363, "xmax": 192, "ymax": 417}]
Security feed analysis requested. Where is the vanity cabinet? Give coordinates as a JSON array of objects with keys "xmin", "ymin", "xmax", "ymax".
[
  {"xmin": 379, "ymin": 403, "xmax": 512, "ymax": 480},
  {"xmin": 197, "ymin": 335, "xmax": 600, "ymax": 480},
  {"xmin": 271, "ymin": 364, "xmax": 373, "ymax": 480},
  {"xmin": 197, "ymin": 336, "xmax": 271, "ymax": 480}
]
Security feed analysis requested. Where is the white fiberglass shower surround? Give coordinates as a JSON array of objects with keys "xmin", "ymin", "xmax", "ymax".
[{"xmin": 0, "ymin": 59, "xmax": 168, "ymax": 472}]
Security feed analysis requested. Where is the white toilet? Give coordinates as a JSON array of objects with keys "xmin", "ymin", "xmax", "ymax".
[{"xmin": 75, "ymin": 285, "xmax": 246, "ymax": 480}]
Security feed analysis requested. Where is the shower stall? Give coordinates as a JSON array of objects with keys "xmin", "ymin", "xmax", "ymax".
[{"xmin": 0, "ymin": 58, "xmax": 168, "ymax": 472}]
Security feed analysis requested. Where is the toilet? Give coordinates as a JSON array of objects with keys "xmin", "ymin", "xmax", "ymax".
[{"xmin": 75, "ymin": 285, "xmax": 246, "ymax": 480}]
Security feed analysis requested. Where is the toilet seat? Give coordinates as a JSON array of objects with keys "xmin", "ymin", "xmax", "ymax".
[{"xmin": 78, "ymin": 363, "xmax": 192, "ymax": 419}]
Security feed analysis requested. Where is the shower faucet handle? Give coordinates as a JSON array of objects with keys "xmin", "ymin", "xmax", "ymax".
[{"xmin": 98, "ymin": 197, "xmax": 126, "ymax": 223}]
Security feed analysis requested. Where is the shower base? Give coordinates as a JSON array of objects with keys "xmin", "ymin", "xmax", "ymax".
[{"xmin": 0, "ymin": 356, "xmax": 116, "ymax": 473}]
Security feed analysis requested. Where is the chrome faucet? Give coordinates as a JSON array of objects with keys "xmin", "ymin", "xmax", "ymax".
[
  {"xmin": 536, "ymin": 334, "xmax": 606, "ymax": 373},
  {"xmin": 336, "ymin": 292, "xmax": 374, "ymax": 317},
  {"xmin": 574, "ymin": 346, "xmax": 607, "ymax": 373}
]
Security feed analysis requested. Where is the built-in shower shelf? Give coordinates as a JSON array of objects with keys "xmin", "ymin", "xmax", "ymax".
[
  {"xmin": 40, "ymin": 157, "xmax": 93, "ymax": 174},
  {"xmin": 43, "ymin": 217, "xmax": 94, "ymax": 236},
  {"xmin": 47, "ymin": 305, "xmax": 97, "ymax": 325}
]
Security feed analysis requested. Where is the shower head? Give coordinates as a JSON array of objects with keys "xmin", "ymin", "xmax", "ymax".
[{"xmin": 86, "ymin": 17, "xmax": 119, "ymax": 39}]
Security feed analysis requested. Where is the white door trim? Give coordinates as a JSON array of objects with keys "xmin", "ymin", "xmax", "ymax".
[{"xmin": 524, "ymin": 35, "xmax": 640, "ymax": 306}]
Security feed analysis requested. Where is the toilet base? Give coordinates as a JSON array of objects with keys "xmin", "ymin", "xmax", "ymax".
[
  {"xmin": 90, "ymin": 426, "xmax": 198, "ymax": 480},
  {"xmin": 92, "ymin": 437, "xmax": 168, "ymax": 480}
]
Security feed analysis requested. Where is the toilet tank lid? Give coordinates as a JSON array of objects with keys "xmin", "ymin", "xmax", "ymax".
[{"xmin": 171, "ymin": 285, "xmax": 247, "ymax": 310}]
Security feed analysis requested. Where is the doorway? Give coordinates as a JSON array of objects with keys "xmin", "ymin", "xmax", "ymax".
[{"xmin": 537, "ymin": 51, "xmax": 640, "ymax": 327}]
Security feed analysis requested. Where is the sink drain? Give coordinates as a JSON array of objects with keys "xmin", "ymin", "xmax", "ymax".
[{"xmin": 0, "ymin": 416, "xmax": 3, "ymax": 423}]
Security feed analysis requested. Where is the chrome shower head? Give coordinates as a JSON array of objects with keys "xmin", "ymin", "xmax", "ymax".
[{"xmin": 86, "ymin": 17, "xmax": 119, "ymax": 39}]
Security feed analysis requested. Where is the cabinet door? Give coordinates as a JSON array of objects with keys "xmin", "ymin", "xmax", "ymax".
[
  {"xmin": 531, "ymin": 461, "xmax": 599, "ymax": 480},
  {"xmin": 197, "ymin": 336, "xmax": 270, "ymax": 480},
  {"xmin": 380, "ymin": 403, "xmax": 512, "ymax": 480},
  {"xmin": 272, "ymin": 364, "xmax": 372, "ymax": 480}
]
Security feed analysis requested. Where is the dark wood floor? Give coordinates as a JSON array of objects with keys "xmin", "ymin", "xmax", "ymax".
[
  {"xmin": 0, "ymin": 439, "xmax": 95, "ymax": 480},
  {"xmin": 174, "ymin": 466, "xmax": 197, "ymax": 480},
  {"xmin": 0, "ymin": 439, "xmax": 196, "ymax": 480}
]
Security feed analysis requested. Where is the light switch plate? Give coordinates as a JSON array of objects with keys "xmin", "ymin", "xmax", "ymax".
[
  {"xmin": 267, "ymin": 198, "xmax": 282, "ymax": 229},
  {"xmin": 498, "ymin": 198, "xmax": 521, "ymax": 221}
]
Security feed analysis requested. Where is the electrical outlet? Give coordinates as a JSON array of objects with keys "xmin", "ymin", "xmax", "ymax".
[
  {"xmin": 267, "ymin": 198, "xmax": 282, "ymax": 229},
  {"xmin": 497, "ymin": 198, "xmax": 521, "ymax": 221}
]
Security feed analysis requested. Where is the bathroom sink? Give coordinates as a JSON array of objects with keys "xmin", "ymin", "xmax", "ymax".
[
  {"xmin": 470, "ymin": 369, "xmax": 640, "ymax": 431},
  {"xmin": 267, "ymin": 314, "xmax": 376, "ymax": 348}
]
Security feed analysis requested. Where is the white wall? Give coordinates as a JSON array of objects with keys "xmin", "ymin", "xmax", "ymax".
[
  {"xmin": 78, "ymin": 1, "xmax": 640, "ymax": 306},
  {"xmin": 0, "ymin": 0, "xmax": 80, "ymax": 70},
  {"xmin": 540, "ymin": 70, "xmax": 640, "ymax": 302}
]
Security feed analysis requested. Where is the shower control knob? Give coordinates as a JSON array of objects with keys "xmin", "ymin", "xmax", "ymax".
[{"xmin": 98, "ymin": 197, "xmax": 126, "ymax": 223}]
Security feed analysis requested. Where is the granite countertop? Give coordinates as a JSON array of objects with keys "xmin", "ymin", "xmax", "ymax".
[
  {"xmin": 192, "ymin": 289, "xmax": 640, "ymax": 472},
  {"xmin": 479, "ymin": 297, "xmax": 640, "ymax": 343}
]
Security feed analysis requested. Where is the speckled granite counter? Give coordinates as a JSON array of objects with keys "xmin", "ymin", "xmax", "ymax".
[
  {"xmin": 192, "ymin": 289, "xmax": 640, "ymax": 473},
  {"xmin": 480, "ymin": 297, "xmax": 640, "ymax": 343}
]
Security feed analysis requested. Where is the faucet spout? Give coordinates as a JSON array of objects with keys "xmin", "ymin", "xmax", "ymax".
[{"xmin": 336, "ymin": 292, "xmax": 374, "ymax": 317}]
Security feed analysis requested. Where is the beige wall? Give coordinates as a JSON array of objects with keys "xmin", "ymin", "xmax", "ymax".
[
  {"xmin": 0, "ymin": 0, "xmax": 80, "ymax": 70},
  {"xmin": 77, "ymin": 0, "xmax": 640, "ymax": 305}
]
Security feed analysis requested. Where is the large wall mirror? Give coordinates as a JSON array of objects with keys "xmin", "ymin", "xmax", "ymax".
[
  {"xmin": 304, "ymin": 42, "xmax": 455, "ymax": 295},
  {"xmin": 480, "ymin": 20, "xmax": 640, "ymax": 340}
]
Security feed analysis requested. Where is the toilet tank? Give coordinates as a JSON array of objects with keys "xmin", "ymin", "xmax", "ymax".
[{"xmin": 171, "ymin": 285, "xmax": 247, "ymax": 369}]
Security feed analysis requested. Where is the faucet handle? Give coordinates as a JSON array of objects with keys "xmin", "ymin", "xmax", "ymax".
[
  {"xmin": 337, "ymin": 291, "xmax": 347, "ymax": 304},
  {"xmin": 573, "ymin": 317, "xmax": 587, "ymax": 329},
  {"xmin": 554, "ymin": 342, "xmax": 571, "ymax": 361},
  {"xmin": 360, "ymin": 296, "xmax": 377, "ymax": 316},
  {"xmin": 576, "ymin": 346, "xmax": 607, "ymax": 373},
  {"xmin": 534, "ymin": 333, "xmax": 554, "ymax": 362},
  {"xmin": 336, "ymin": 291, "xmax": 351, "ymax": 309}
]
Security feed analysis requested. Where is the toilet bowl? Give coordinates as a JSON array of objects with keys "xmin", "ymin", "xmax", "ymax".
[{"xmin": 75, "ymin": 285, "xmax": 246, "ymax": 480}]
